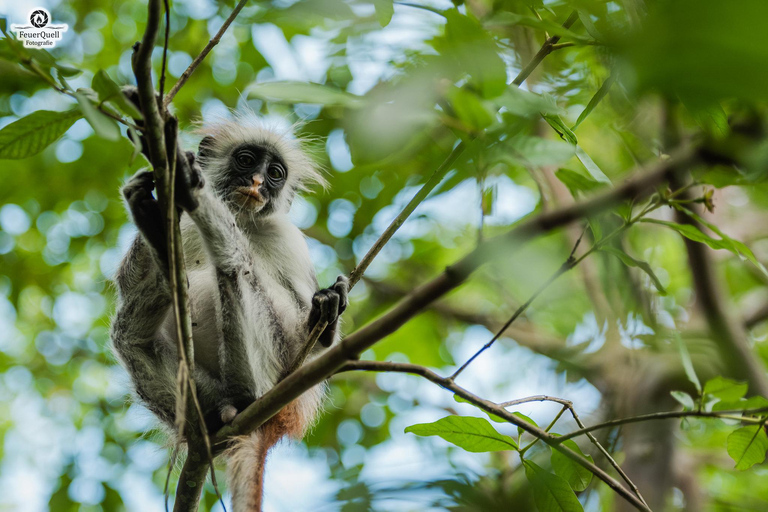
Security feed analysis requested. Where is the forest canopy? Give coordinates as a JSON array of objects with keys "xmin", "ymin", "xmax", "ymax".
[{"xmin": 2, "ymin": 0, "xmax": 768, "ymax": 510}]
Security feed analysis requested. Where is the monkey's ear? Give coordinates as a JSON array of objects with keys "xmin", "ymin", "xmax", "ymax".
[{"xmin": 198, "ymin": 136, "xmax": 215, "ymax": 159}]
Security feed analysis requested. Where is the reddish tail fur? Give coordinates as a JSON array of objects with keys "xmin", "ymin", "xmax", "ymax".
[{"xmin": 227, "ymin": 400, "xmax": 309, "ymax": 511}]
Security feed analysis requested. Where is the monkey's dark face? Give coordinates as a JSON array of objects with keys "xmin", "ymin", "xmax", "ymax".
[{"xmin": 220, "ymin": 143, "xmax": 288, "ymax": 215}]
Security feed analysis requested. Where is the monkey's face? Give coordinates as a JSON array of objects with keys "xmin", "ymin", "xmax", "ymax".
[{"xmin": 221, "ymin": 143, "xmax": 288, "ymax": 215}]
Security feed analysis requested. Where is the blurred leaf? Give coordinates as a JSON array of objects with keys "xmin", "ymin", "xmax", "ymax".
[
  {"xmin": 75, "ymin": 91, "xmax": 120, "ymax": 140},
  {"xmin": 494, "ymin": 87, "xmax": 561, "ymax": 117},
  {"xmin": 449, "ymin": 87, "xmax": 495, "ymax": 131},
  {"xmin": 523, "ymin": 460, "xmax": 584, "ymax": 512},
  {"xmin": 0, "ymin": 109, "xmax": 81, "ymax": 159},
  {"xmin": 92, "ymin": 70, "xmax": 142, "ymax": 120},
  {"xmin": 555, "ymin": 168, "xmax": 603, "ymax": 197},
  {"xmin": 626, "ymin": 0, "xmax": 768, "ymax": 102},
  {"xmin": 371, "ymin": 0, "xmax": 394, "ymax": 27},
  {"xmin": 713, "ymin": 396, "xmax": 768, "ymax": 412},
  {"xmin": 500, "ymin": 136, "xmax": 575, "ymax": 167},
  {"xmin": 543, "ymin": 114, "xmax": 577, "ymax": 145},
  {"xmin": 675, "ymin": 333, "xmax": 702, "ymax": 394},
  {"xmin": 550, "ymin": 439, "xmax": 593, "ymax": 492},
  {"xmin": 572, "ymin": 73, "xmax": 615, "ymax": 131},
  {"xmin": 491, "ymin": 13, "xmax": 591, "ymax": 44},
  {"xmin": 642, "ymin": 218, "xmax": 768, "ymax": 278},
  {"xmin": 682, "ymin": 98, "xmax": 729, "ymax": 139},
  {"xmin": 600, "ymin": 246, "xmax": 667, "ymax": 295},
  {"xmin": 405, "ymin": 416, "xmax": 518, "ymax": 452},
  {"xmin": 248, "ymin": 81, "xmax": 362, "ymax": 107},
  {"xmin": 670, "ymin": 390, "xmax": 695, "ymax": 410},
  {"xmin": 704, "ymin": 377, "xmax": 748, "ymax": 402},
  {"xmin": 727, "ymin": 425, "xmax": 768, "ymax": 470},
  {"xmin": 434, "ymin": 10, "xmax": 507, "ymax": 98},
  {"xmin": 575, "ymin": 146, "xmax": 610, "ymax": 184},
  {"xmin": 673, "ymin": 205, "xmax": 768, "ymax": 277}
]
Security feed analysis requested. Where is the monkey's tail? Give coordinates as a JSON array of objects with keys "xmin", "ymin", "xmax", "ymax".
[{"xmin": 225, "ymin": 399, "xmax": 311, "ymax": 512}]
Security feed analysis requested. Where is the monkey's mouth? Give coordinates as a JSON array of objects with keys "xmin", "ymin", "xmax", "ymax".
[{"xmin": 236, "ymin": 187, "xmax": 267, "ymax": 207}]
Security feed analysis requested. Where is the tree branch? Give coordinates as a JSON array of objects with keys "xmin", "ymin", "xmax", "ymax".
[
  {"xmin": 338, "ymin": 360, "xmax": 651, "ymax": 511},
  {"xmin": 213, "ymin": 144, "xmax": 699, "ymax": 451},
  {"xmin": 285, "ymin": 9, "xmax": 585, "ymax": 379},
  {"xmin": 133, "ymin": 1, "xmax": 212, "ymax": 508},
  {"xmin": 557, "ymin": 406, "xmax": 768, "ymax": 443},
  {"xmin": 164, "ymin": 0, "xmax": 250, "ymax": 106}
]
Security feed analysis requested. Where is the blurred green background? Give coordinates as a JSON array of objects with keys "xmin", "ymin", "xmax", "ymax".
[{"xmin": 2, "ymin": 0, "xmax": 768, "ymax": 510}]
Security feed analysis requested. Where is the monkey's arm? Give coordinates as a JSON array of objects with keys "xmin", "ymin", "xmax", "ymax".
[{"xmin": 309, "ymin": 275, "xmax": 349, "ymax": 348}]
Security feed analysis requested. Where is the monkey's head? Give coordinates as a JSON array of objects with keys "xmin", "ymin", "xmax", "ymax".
[{"xmin": 195, "ymin": 116, "xmax": 325, "ymax": 217}]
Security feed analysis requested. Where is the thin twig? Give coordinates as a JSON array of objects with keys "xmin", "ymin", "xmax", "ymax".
[
  {"xmin": 284, "ymin": 9, "xmax": 586, "ymax": 378},
  {"xmin": 557, "ymin": 406, "xmax": 768, "ymax": 442},
  {"xmin": 449, "ymin": 228, "xmax": 589, "ymax": 380},
  {"xmin": 160, "ymin": 0, "xmax": 170, "ymax": 98},
  {"xmin": 566, "ymin": 405, "xmax": 648, "ymax": 506},
  {"xmin": 450, "ymin": 259, "xmax": 574, "ymax": 380},
  {"xmin": 164, "ymin": 0, "xmax": 250, "ymax": 106},
  {"xmin": 512, "ymin": 11, "xmax": 579, "ymax": 86},
  {"xmin": 338, "ymin": 360, "xmax": 651, "ymax": 512},
  {"xmin": 213, "ymin": 144, "xmax": 699, "ymax": 451}
]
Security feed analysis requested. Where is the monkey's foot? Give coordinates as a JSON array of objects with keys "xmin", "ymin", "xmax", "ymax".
[{"xmin": 221, "ymin": 404, "xmax": 238, "ymax": 424}]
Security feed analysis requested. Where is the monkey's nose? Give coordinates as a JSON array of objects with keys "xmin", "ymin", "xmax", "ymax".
[{"xmin": 252, "ymin": 175, "xmax": 264, "ymax": 188}]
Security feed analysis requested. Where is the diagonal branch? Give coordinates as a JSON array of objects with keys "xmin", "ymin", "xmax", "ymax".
[
  {"xmin": 284, "ymin": 9, "xmax": 585, "ymax": 379},
  {"xmin": 338, "ymin": 360, "xmax": 651, "ymax": 511},
  {"xmin": 213, "ymin": 144, "xmax": 699, "ymax": 450},
  {"xmin": 164, "ymin": 0, "xmax": 250, "ymax": 106}
]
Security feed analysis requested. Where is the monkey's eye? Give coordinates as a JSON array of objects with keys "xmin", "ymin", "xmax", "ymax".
[
  {"xmin": 267, "ymin": 164, "xmax": 285, "ymax": 181},
  {"xmin": 235, "ymin": 150, "xmax": 257, "ymax": 168}
]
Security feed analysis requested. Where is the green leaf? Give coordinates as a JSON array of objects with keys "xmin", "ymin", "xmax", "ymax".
[
  {"xmin": 523, "ymin": 460, "xmax": 585, "ymax": 512},
  {"xmin": 641, "ymin": 219, "xmax": 731, "ymax": 251},
  {"xmin": 572, "ymin": 73, "xmax": 616, "ymax": 131},
  {"xmin": 727, "ymin": 425, "xmax": 768, "ymax": 470},
  {"xmin": 543, "ymin": 114, "xmax": 577, "ymax": 145},
  {"xmin": 555, "ymin": 168, "xmax": 603, "ymax": 197},
  {"xmin": 674, "ymin": 205, "xmax": 768, "ymax": 278},
  {"xmin": 248, "ymin": 81, "xmax": 363, "ymax": 107},
  {"xmin": 670, "ymin": 390, "xmax": 695, "ymax": 410},
  {"xmin": 0, "ymin": 109, "xmax": 81, "ymax": 160},
  {"xmin": 92, "ymin": 70, "xmax": 142, "ymax": 120},
  {"xmin": 75, "ymin": 91, "xmax": 120, "ymax": 141},
  {"xmin": 405, "ymin": 416, "xmax": 518, "ymax": 452},
  {"xmin": 434, "ymin": 10, "xmax": 507, "ymax": 98},
  {"xmin": 704, "ymin": 377, "xmax": 748, "ymax": 402},
  {"xmin": 626, "ymin": 0, "xmax": 768, "ymax": 103},
  {"xmin": 449, "ymin": 87, "xmax": 494, "ymax": 131},
  {"xmin": 494, "ymin": 87, "xmax": 561, "ymax": 117},
  {"xmin": 371, "ymin": 0, "xmax": 394, "ymax": 27},
  {"xmin": 600, "ymin": 246, "xmax": 667, "ymax": 295},
  {"xmin": 550, "ymin": 439, "xmax": 594, "ymax": 492},
  {"xmin": 713, "ymin": 396, "xmax": 768, "ymax": 413},
  {"xmin": 502, "ymin": 136, "xmax": 576, "ymax": 167},
  {"xmin": 575, "ymin": 146, "xmax": 611, "ymax": 184},
  {"xmin": 674, "ymin": 333, "xmax": 702, "ymax": 394}
]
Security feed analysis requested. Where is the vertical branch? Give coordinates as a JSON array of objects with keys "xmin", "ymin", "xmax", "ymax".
[
  {"xmin": 133, "ymin": 0, "xmax": 210, "ymax": 509},
  {"xmin": 173, "ymin": 449, "xmax": 209, "ymax": 512}
]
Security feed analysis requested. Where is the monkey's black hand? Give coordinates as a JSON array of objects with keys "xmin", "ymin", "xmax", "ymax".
[
  {"xmin": 174, "ymin": 150, "xmax": 205, "ymax": 212},
  {"xmin": 310, "ymin": 275, "xmax": 349, "ymax": 348},
  {"xmin": 122, "ymin": 170, "xmax": 168, "ymax": 265}
]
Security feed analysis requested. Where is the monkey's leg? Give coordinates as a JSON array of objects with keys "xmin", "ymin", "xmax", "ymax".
[
  {"xmin": 111, "ymin": 235, "xmax": 178, "ymax": 425},
  {"xmin": 309, "ymin": 275, "xmax": 349, "ymax": 348}
]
